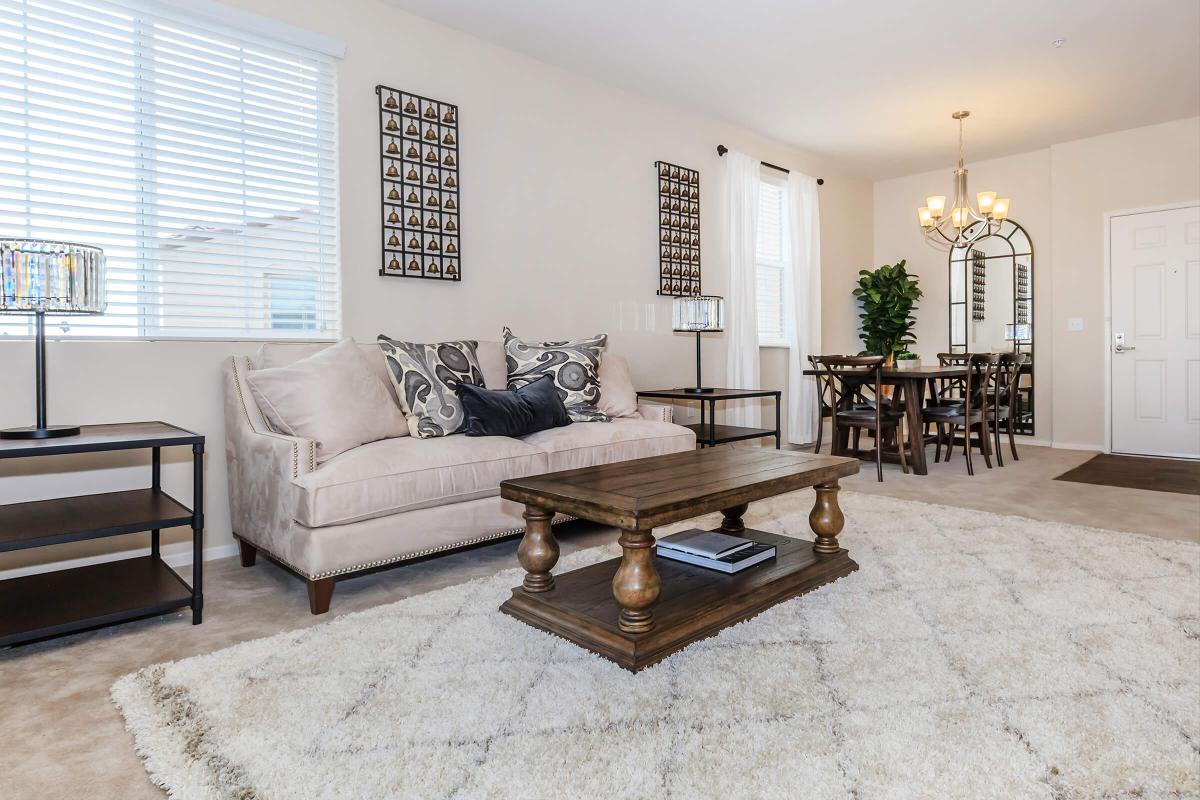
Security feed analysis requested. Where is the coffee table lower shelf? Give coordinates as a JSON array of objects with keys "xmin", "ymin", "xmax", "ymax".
[{"xmin": 500, "ymin": 530, "xmax": 857, "ymax": 672}]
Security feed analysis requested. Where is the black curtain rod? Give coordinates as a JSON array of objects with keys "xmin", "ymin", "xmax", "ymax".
[{"xmin": 716, "ymin": 144, "xmax": 824, "ymax": 185}]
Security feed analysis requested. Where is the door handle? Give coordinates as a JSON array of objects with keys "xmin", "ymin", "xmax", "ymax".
[
  {"xmin": 1114, "ymin": 344, "xmax": 1136, "ymax": 353},
  {"xmin": 1113, "ymin": 332, "xmax": 1135, "ymax": 353}
]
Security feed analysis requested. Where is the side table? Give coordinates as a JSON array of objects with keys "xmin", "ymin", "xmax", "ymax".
[
  {"xmin": 0, "ymin": 422, "xmax": 205, "ymax": 646},
  {"xmin": 636, "ymin": 388, "xmax": 781, "ymax": 448}
]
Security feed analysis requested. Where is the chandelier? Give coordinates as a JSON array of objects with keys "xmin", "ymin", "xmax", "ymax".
[{"xmin": 917, "ymin": 111, "xmax": 1010, "ymax": 249}]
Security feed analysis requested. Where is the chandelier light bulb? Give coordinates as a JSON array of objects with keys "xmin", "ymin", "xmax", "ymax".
[
  {"xmin": 992, "ymin": 197, "xmax": 1011, "ymax": 220},
  {"xmin": 926, "ymin": 195, "xmax": 946, "ymax": 218},
  {"xmin": 977, "ymin": 191, "xmax": 996, "ymax": 215},
  {"xmin": 917, "ymin": 206, "xmax": 934, "ymax": 227}
]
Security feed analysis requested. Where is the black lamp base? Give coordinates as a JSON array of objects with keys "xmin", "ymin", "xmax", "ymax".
[
  {"xmin": 1, "ymin": 424, "xmax": 81, "ymax": 440},
  {"xmin": 681, "ymin": 387, "xmax": 716, "ymax": 394}
]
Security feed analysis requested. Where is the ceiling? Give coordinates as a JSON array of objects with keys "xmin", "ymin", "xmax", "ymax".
[{"xmin": 383, "ymin": 0, "xmax": 1200, "ymax": 179}]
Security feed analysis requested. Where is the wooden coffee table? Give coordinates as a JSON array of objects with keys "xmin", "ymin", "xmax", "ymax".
[{"xmin": 499, "ymin": 447, "xmax": 860, "ymax": 671}]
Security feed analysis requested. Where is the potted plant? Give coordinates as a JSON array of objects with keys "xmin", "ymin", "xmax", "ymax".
[
  {"xmin": 894, "ymin": 349, "xmax": 922, "ymax": 370},
  {"xmin": 853, "ymin": 260, "xmax": 923, "ymax": 366}
]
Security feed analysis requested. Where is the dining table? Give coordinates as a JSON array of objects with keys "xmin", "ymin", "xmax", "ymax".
[{"xmin": 801, "ymin": 364, "xmax": 969, "ymax": 476}]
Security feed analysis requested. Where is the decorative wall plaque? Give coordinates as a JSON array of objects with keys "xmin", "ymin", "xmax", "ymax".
[
  {"xmin": 377, "ymin": 85, "xmax": 460, "ymax": 281},
  {"xmin": 655, "ymin": 161, "xmax": 700, "ymax": 296}
]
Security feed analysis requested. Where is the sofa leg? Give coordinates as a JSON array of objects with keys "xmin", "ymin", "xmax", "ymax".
[
  {"xmin": 238, "ymin": 539, "xmax": 257, "ymax": 567},
  {"xmin": 307, "ymin": 577, "xmax": 335, "ymax": 615}
]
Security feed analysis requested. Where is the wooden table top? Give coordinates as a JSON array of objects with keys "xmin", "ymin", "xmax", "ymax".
[
  {"xmin": 0, "ymin": 421, "xmax": 203, "ymax": 459},
  {"xmin": 500, "ymin": 447, "xmax": 859, "ymax": 530},
  {"xmin": 802, "ymin": 364, "xmax": 968, "ymax": 379},
  {"xmin": 636, "ymin": 387, "xmax": 782, "ymax": 400}
]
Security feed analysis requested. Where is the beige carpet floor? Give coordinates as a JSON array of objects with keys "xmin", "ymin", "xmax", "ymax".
[{"xmin": 111, "ymin": 492, "xmax": 1200, "ymax": 800}]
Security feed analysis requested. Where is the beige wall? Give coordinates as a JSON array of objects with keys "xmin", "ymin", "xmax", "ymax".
[
  {"xmin": 870, "ymin": 116, "xmax": 1200, "ymax": 448},
  {"xmin": 0, "ymin": 0, "xmax": 872, "ymax": 574},
  {"xmin": 1048, "ymin": 119, "xmax": 1200, "ymax": 448}
]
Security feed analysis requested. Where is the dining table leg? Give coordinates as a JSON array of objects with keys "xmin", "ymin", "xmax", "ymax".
[{"xmin": 902, "ymin": 377, "xmax": 929, "ymax": 475}]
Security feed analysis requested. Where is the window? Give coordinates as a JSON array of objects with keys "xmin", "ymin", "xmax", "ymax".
[
  {"xmin": 0, "ymin": 0, "xmax": 340, "ymax": 339},
  {"xmin": 755, "ymin": 174, "xmax": 787, "ymax": 346}
]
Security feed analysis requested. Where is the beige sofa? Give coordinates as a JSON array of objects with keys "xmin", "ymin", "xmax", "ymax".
[{"xmin": 223, "ymin": 340, "xmax": 696, "ymax": 613}]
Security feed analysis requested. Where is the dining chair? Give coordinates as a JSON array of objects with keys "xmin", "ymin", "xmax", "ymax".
[
  {"xmin": 808, "ymin": 354, "xmax": 835, "ymax": 454},
  {"xmin": 812, "ymin": 355, "xmax": 908, "ymax": 482},
  {"xmin": 931, "ymin": 352, "xmax": 970, "ymax": 405},
  {"xmin": 925, "ymin": 353, "xmax": 998, "ymax": 476},
  {"xmin": 989, "ymin": 353, "xmax": 1027, "ymax": 465}
]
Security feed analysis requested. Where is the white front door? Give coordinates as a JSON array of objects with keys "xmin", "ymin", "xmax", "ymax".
[{"xmin": 1110, "ymin": 204, "xmax": 1200, "ymax": 458}]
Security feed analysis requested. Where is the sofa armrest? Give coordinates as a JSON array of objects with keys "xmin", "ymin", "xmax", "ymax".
[
  {"xmin": 224, "ymin": 356, "xmax": 317, "ymax": 480},
  {"xmin": 636, "ymin": 402, "xmax": 674, "ymax": 424},
  {"xmin": 224, "ymin": 356, "xmax": 316, "ymax": 556}
]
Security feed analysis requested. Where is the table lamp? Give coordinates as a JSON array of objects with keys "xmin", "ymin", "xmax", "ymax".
[
  {"xmin": 672, "ymin": 295, "xmax": 723, "ymax": 394},
  {"xmin": 1, "ymin": 239, "xmax": 106, "ymax": 439}
]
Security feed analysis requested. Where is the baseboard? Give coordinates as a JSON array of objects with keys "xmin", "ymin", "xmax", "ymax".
[
  {"xmin": 1050, "ymin": 441, "xmax": 1106, "ymax": 453},
  {"xmin": 0, "ymin": 542, "xmax": 240, "ymax": 581}
]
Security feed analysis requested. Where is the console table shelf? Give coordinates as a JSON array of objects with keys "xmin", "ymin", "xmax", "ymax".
[
  {"xmin": 0, "ymin": 556, "xmax": 193, "ymax": 647},
  {"xmin": 637, "ymin": 388, "xmax": 782, "ymax": 448},
  {"xmin": 0, "ymin": 422, "xmax": 205, "ymax": 647},
  {"xmin": 0, "ymin": 488, "xmax": 193, "ymax": 552}
]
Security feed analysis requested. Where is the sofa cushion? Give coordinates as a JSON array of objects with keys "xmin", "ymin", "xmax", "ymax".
[
  {"xmin": 256, "ymin": 341, "xmax": 405, "ymax": 421},
  {"xmin": 377, "ymin": 337, "xmax": 487, "ymax": 438},
  {"xmin": 597, "ymin": 352, "xmax": 638, "ymax": 419},
  {"xmin": 247, "ymin": 339, "xmax": 409, "ymax": 463},
  {"xmin": 519, "ymin": 418, "xmax": 696, "ymax": 472},
  {"xmin": 456, "ymin": 375, "xmax": 571, "ymax": 437},
  {"xmin": 291, "ymin": 435, "xmax": 548, "ymax": 527},
  {"xmin": 503, "ymin": 327, "xmax": 610, "ymax": 422}
]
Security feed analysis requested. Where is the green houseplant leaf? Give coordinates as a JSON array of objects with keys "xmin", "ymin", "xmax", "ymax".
[{"xmin": 854, "ymin": 259, "xmax": 923, "ymax": 360}]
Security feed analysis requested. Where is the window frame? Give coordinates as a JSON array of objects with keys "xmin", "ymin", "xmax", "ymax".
[
  {"xmin": 755, "ymin": 170, "xmax": 789, "ymax": 348},
  {"xmin": 0, "ymin": 0, "xmax": 342, "ymax": 343}
]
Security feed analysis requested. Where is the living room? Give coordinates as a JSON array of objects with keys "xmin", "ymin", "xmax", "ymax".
[{"xmin": 1, "ymin": 0, "xmax": 1197, "ymax": 797}]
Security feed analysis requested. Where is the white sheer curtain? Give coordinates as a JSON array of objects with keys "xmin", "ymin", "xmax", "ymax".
[
  {"xmin": 725, "ymin": 150, "xmax": 762, "ymax": 427},
  {"xmin": 783, "ymin": 172, "xmax": 822, "ymax": 444}
]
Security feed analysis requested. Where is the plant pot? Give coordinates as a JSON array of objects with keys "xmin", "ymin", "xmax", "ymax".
[{"xmin": 894, "ymin": 359, "xmax": 923, "ymax": 371}]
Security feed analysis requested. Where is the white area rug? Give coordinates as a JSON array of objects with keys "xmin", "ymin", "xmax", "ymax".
[{"xmin": 113, "ymin": 492, "xmax": 1200, "ymax": 800}]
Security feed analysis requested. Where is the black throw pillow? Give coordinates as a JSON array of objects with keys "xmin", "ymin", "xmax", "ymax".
[{"xmin": 454, "ymin": 374, "xmax": 572, "ymax": 437}]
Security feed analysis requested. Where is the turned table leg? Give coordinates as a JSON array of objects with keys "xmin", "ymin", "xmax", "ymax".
[
  {"xmin": 809, "ymin": 481, "xmax": 845, "ymax": 555},
  {"xmin": 613, "ymin": 528, "xmax": 661, "ymax": 634},
  {"xmin": 518, "ymin": 505, "xmax": 559, "ymax": 593},
  {"xmin": 720, "ymin": 503, "xmax": 749, "ymax": 533}
]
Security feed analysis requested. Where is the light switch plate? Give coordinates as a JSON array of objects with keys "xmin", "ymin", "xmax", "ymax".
[{"xmin": 1067, "ymin": 317, "xmax": 1084, "ymax": 331}]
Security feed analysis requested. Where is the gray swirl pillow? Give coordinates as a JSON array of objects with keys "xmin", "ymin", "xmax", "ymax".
[
  {"xmin": 503, "ymin": 327, "xmax": 610, "ymax": 422},
  {"xmin": 377, "ymin": 336, "xmax": 486, "ymax": 438}
]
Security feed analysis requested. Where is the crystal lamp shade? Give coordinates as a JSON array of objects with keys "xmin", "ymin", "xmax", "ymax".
[
  {"xmin": 673, "ymin": 295, "xmax": 723, "ymax": 332},
  {"xmin": 0, "ymin": 239, "xmax": 106, "ymax": 314}
]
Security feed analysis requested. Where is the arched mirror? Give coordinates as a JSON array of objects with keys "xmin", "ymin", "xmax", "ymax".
[{"xmin": 948, "ymin": 219, "xmax": 1034, "ymax": 435}]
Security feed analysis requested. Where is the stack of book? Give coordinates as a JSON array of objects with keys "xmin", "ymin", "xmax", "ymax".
[{"xmin": 656, "ymin": 529, "xmax": 776, "ymax": 574}]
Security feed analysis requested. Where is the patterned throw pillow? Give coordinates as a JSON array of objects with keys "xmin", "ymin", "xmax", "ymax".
[
  {"xmin": 377, "ymin": 336, "xmax": 486, "ymax": 438},
  {"xmin": 503, "ymin": 327, "xmax": 610, "ymax": 422}
]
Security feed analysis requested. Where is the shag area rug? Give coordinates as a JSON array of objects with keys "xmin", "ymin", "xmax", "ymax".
[{"xmin": 113, "ymin": 492, "xmax": 1200, "ymax": 800}]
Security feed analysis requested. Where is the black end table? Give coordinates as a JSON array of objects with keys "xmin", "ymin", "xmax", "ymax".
[
  {"xmin": 0, "ymin": 422, "xmax": 205, "ymax": 646},
  {"xmin": 636, "ymin": 388, "xmax": 781, "ymax": 448}
]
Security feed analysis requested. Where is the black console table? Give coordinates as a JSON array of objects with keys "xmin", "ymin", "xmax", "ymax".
[
  {"xmin": 0, "ymin": 422, "xmax": 204, "ymax": 647},
  {"xmin": 636, "ymin": 388, "xmax": 782, "ymax": 449}
]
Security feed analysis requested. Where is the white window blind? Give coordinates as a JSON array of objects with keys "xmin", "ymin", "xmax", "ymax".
[
  {"xmin": 0, "ymin": 0, "xmax": 340, "ymax": 339},
  {"xmin": 755, "ymin": 175, "xmax": 786, "ymax": 346}
]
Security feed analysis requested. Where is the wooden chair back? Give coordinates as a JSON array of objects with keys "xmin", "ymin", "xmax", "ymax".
[
  {"xmin": 933, "ymin": 352, "xmax": 970, "ymax": 403},
  {"xmin": 993, "ymin": 353, "xmax": 1027, "ymax": 408},
  {"xmin": 963, "ymin": 353, "xmax": 999, "ymax": 417},
  {"xmin": 812, "ymin": 355, "xmax": 886, "ymax": 429}
]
